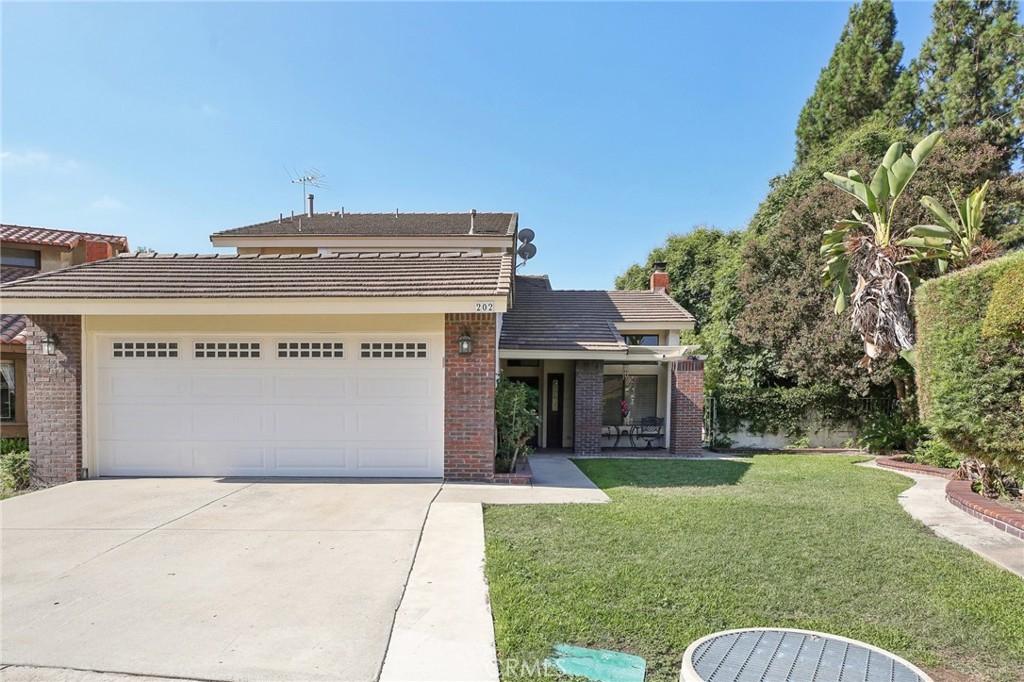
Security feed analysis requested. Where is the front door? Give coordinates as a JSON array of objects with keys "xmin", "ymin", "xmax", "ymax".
[{"xmin": 546, "ymin": 373, "xmax": 564, "ymax": 448}]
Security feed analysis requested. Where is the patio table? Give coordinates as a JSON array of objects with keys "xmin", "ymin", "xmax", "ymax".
[{"xmin": 681, "ymin": 628, "xmax": 932, "ymax": 682}]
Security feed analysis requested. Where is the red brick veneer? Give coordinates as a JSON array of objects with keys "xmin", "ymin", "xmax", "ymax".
[
  {"xmin": 492, "ymin": 458, "xmax": 533, "ymax": 485},
  {"xmin": 669, "ymin": 358, "xmax": 704, "ymax": 457},
  {"xmin": 875, "ymin": 455, "xmax": 954, "ymax": 478},
  {"xmin": 24, "ymin": 315, "xmax": 83, "ymax": 483},
  {"xmin": 573, "ymin": 360, "xmax": 603, "ymax": 455},
  {"xmin": 444, "ymin": 313, "xmax": 496, "ymax": 481},
  {"xmin": 946, "ymin": 480, "xmax": 1024, "ymax": 540}
]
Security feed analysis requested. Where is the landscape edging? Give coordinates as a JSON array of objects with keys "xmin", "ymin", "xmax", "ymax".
[
  {"xmin": 874, "ymin": 455, "xmax": 954, "ymax": 478},
  {"xmin": 945, "ymin": 480, "xmax": 1024, "ymax": 540}
]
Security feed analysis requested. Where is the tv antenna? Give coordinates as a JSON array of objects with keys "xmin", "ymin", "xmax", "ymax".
[{"xmin": 285, "ymin": 167, "xmax": 330, "ymax": 211}]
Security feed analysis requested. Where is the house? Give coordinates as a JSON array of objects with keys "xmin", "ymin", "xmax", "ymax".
[
  {"xmin": 1, "ymin": 225, "xmax": 130, "ymax": 439},
  {"xmin": 0, "ymin": 203, "xmax": 703, "ymax": 482}
]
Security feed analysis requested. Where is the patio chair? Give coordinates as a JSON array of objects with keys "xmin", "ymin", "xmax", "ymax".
[{"xmin": 634, "ymin": 416, "xmax": 664, "ymax": 449}]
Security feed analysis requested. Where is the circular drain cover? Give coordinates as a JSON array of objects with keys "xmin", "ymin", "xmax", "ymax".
[{"xmin": 681, "ymin": 628, "xmax": 933, "ymax": 682}]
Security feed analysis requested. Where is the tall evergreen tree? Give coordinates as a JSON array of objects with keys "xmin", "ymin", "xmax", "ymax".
[
  {"xmin": 795, "ymin": 0, "xmax": 904, "ymax": 164},
  {"xmin": 902, "ymin": 0, "xmax": 1024, "ymax": 164}
]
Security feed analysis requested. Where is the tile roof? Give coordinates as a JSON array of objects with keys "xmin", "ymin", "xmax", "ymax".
[
  {"xmin": 0, "ymin": 251, "xmax": 513, "ymax": 299},
  {"xmin": 211, "ymin": 212, "xmax": 517, "ymax": 239},
  {"xmin": 1, "ymin": 314, "xmax": 28, "ymax": 345},
  {"xmin": 1, "ymin": 266, "xmax": 40, "ymax": 284},
  {"xmin": 1, "ymin": 224, "xmax": 129, "ymax": 250},
  {"xmin": 501, "ymin": 276, "xmax": 695, "ymax": 351}
]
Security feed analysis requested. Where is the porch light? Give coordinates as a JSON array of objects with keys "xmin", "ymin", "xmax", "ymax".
[
  {"xmin": 458, "ymin": 332, "xmax": 473, "ymax": 354},
  {"xmin": 41, "ymin": 333, "xmax": 58, "ymax": 356}
]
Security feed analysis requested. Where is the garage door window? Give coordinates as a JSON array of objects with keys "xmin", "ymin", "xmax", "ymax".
[
  {"xmin": 194, "ymin": 341, "xmax": 261, "ymax": 359},
  {"xmin": 277, "ymin": 341, "xmax": 344, "ymax": 358},
  {"xmin": 360, "ymin": 341, "xmax": 427, "ymax": 359},
  {"xmin": 113, "ymin": 341, "xmax": 179, "ymax": 358}
]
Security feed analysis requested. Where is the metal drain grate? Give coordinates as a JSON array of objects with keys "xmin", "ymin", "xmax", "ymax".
[{"xmin": 686, "ymin": 629, "xmax": 930, "ymax": 682}]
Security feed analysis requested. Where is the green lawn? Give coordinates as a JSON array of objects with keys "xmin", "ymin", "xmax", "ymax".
[{"xmin": 483, "ymin": 455, "xmax": 1024, "ymax": 682}]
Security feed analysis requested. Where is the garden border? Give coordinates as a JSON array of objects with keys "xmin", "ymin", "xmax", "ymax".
[
  {"xmin": 492, "ymin": 457, "xmax": 533, "ymax": 485},
  {"xmin": 874, "ymin": 455, "xmax": 954, "ymax": 478},
  {"xmin": 945, "ymin": 480, "xmax": 1024, "ymax": 540}
]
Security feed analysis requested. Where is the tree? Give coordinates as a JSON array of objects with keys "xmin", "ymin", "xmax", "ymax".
[
  {"xmin": 820, "ymin": 130, "xmax": 944, "ymax": 359},
  {"xmin": 904, "ymin": 180, "xmax": 1004, "ymax": 271},
  {"xmin": 615, "ymin": 226, "xmax": 741, "ymax": 331},
  {"xmin": 494, "ymin": 377, "xmax": 541, "ymax": 474},
  {"xmin": 795, "ymin": 0, "xmax": 904, "ymax": 163},
  {"xmin": 899, "ymin": 0, "xmax": 1024, "ymax": 164}
]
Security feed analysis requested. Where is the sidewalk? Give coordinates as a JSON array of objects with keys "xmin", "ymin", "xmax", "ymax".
[{"xmin": 861, "ymin": 460, "xmax": 1024, "ymax": 578}]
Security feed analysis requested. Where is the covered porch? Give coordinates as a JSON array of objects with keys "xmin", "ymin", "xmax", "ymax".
[{"xmin": 498, "ymin": 347, "xmax": 705, "ymax": 456}]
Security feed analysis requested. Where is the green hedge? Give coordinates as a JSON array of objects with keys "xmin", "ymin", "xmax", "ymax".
[
  {"xmin": 915, "ymin": 250, "xmax": 1024, "ymax": 475},
  {"xmin": 715, "ymin": 385, "xmax": 877, "ymax": 437}
]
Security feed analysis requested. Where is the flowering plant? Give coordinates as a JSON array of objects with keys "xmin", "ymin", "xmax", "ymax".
[{"xmin": 620, "ymin": 400, "xmax": 630, "ymax": 418}]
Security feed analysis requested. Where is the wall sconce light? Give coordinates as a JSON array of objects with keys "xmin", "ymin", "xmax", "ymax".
[
  {"xmin": 458, "ymin": 332, "xmax": 473, "ymax": 354},
  {"xmin": 41, "ymin": 332, "xmax": 59, "ymax": 356}
]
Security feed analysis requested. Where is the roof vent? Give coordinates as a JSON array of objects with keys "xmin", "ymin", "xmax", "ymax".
[
  {"xmin": 470, "ymin": 208, "xmax": 477, "ymax": 234},
  {"xmin": 395, "ymin": 208, "xmax": 399, "ymax": 217},
  {"xmin": 307, "ymin": 193, "xmax": 314, "ymax": 218}
]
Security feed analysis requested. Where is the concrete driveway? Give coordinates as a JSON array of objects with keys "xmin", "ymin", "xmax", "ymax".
[{"xmin": 1, "ymin": 477, "xmax": 441, "ymax": 682}]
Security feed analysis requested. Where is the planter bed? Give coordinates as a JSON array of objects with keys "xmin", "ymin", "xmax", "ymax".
[
  {"xmin": 946, "ymin": 480, "xmax": 1024, "ymax": 540},
  {"xmin": 875, "ymin": 454, "xmax": 954, "ymax": 478},
  {"xmin": 492, "ymin": 457, "xmax": 533, "ymax": 485}
]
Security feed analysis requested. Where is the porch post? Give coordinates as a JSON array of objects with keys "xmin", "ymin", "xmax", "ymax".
[
  {"xmin": 669, "ymin": 358, "xmax": 704, "ymax": 457},
  {"xmin": 573, "ymin": 360, "xmax": 603, "ymax": 455}
]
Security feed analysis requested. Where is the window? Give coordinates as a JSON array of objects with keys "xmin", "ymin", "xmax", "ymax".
[
  {"xmin": 277, "ymin": 341, "xmax": 344, "ymax": 358},
  {"xmin": 194, "ymin": 342, "xmax": 261, "ymax": 359},
  {"xmin": 113, "ymin": 341, "xmax": 179, "ymax": 358},
  {"xmin": 360, "ymin": 341, "xmax": 427, "ymax": 359},
  {"xmin": 602, "ymin": 374, "xmax": 658, "ymax": 425},
  {"xmin": 624, "ymin": 334, "xmax": 660, "ymax": 346},
  {"xmin": 0, "ymin": 361, "xmax": 14, "ymax": 422},
  {"xmin": 0, "ymin": 247, "xmax": 41, "ymax": 269},
  {"xmin": 506, "ymin": 359, "xmax": 540, "ymax": 367}
]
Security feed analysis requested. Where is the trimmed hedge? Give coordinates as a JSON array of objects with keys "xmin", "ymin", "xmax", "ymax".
[{"xmin": 915, "ymin": 250, "xmax": 1024, "ymax": 476}]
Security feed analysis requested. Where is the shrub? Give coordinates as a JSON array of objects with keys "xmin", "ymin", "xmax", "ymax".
[
  {"xmin": 915, "ymin": 250, "xmax": 1024, "ymax": 478},
  {"xmin": 858, "ymin": 412, "xmax": 927, "ymax": 455},
  {"xmin": 907, "ymin": 438, "xmax": 962, "ymax": 470},
  {"xmin": 0, "ymin": 448, "xmax": 31, "ymax": 492},
  {"xmin": 715, "ymin": 385, "xmax": 882, "ymax": 437},
  {"xmin": 494, "ymin": 377, "xmax": 541, "ymax": 474},
  {"xmin": 1, "ymin": 437, "xmax": 29, "ymax": 457}
]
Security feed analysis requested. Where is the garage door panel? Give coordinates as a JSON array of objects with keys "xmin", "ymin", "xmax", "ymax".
[
  {"xmin": 94, "ymin": 334, "xmax": 443, "ymax": 477},
  {"xmin": 193, "ymin": 445, "xmax": 267, "ymax": 474},
  {"xmin": 272, "ymin": 376, "xmax": 348, "ymax": 399},
  {"xmin": 191, "ymin": 376, "xmax": 266, "ymax": 400},
  {"xmin": 273, "ymin": 447, "xmax": 351, "ymax": 471},
  {"xmin": 192, "ymin": 407, "xmax": 266, "ymax": 438},
  {"xmin": 354, "ymin": 447, "xmax": 430, "ymax": 470}
]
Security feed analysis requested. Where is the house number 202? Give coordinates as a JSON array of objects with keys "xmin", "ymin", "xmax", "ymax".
[{"xmin": 475, "ymin": 302, "xmax": 494, "ymax": 312}]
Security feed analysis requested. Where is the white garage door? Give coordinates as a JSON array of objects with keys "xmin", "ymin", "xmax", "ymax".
[{"xmin": 93, "ymin": 334, "xmax": 444, "ymax": 477}]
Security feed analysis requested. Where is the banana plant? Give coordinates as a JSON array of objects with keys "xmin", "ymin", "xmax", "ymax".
[
  {"xmin": 819, "ymin": 131, "xmax": 943, "ymax": 358},
  {"xmin": 900, "ymin": 181, "xmax": 999, "ymax": 273}
]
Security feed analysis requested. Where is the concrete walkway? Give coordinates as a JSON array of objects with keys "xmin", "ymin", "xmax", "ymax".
[
  {"xmin": 379, "ymin": 455, "xmax": 609, "ymax": 682},
  {"xmin": 861, "ymin": 460, "xmax": 1024, "ymax": 578}
]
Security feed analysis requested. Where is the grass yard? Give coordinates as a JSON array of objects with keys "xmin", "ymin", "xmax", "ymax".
[{"xmin": 483, "ymin": 455, "xmax": 1024, "ymax": 682}]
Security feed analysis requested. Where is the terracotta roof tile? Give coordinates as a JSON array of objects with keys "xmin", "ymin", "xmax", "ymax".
[
  {"xmin": 212, "ymin": 212, "xmax": 518, "ymax": 239},
  {"xmin": 0, "ymin": 251, "xmax": 513, "ymax": 299},
  {"xmin": 501, "ymin": 276, "xmax": 695, "ymax": 351},
  {"xmin": 1, "ymin": 224, "xmax": 129, "ymax": 250},
  {"xmin": 0, "ymin": 314, "xmax": 28, "ymax": 345}
]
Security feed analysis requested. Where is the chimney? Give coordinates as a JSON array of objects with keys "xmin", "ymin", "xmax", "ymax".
[
  {"xmin": 85, "ymin": 240, "xmax": 114, "ymax": 263},
  {"xmin": 307, "ymin": 193, "xmax": 314, "ymax": 218},
  {"xmin": 470, "ymin": 208, "xmax": 477, "ymax": 234},
  {"xmin": 650, "ymin": 261, "xmax": 670, "ymax": 293}
]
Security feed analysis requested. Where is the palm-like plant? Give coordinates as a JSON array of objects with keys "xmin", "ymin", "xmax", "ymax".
[
  {"xmin": 901, "ymin": 181, "xmax": 1003, "ymax": 272},
  {"xmin": 820, "ymin": 131, "xmax": 943, "ymax": 360}
]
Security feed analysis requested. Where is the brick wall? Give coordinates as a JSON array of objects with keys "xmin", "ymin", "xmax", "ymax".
[
  {"xmin": 574, "ymin": 360, "xmax": 603, "ymax": 454},
  {"xmin": 669, "ymin": 358, "xmax": 704, "ymax": 457},
  {"xmin": 84, "ymin": 240, "xmax": 114, "ymax": 262},
  {"xmin": 444, "ymin": 313, "xmax": 496, "ymax": 481},
  {"xmin": 24, "ymin": 315, "xmax": 84, "ymax": 483}
]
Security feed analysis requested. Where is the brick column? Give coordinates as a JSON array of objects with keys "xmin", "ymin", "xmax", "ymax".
[
  {"xmin": 670, "ymin": 358, "xmax": 704, "ymax": 457},
  {"xmin": 574, "ymin": 360, "xmax": 603, "ymax": 455},
  {"xmin": 444, "ymin": 313, "xmax": 496, "ymax": 481},
  {"xmin": 25, "ymin": 315, "xmax": 84, "ymax": 484}
]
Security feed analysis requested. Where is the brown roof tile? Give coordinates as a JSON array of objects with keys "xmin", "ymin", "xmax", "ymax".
[
  {"xmin": 1, "ymin": 224, "xmax": 129, "ymax": 250},
  {"xmin": 1, "ymin": 314, "xmax": 28, "ymax": 345},
  {"xmin": 1, "ymin": 266, "xmax": 40, "ymax": 284},
  {"xmin": 212, "ymin": 212, "xmax": 518, "ymax": 239},
  {"xmin": 0, "ymin": 251, "xmax": 513, "ymax": 300},
  {"xmin": 501, "ymin": 276, "xmax": 695, "ymax": 351}
]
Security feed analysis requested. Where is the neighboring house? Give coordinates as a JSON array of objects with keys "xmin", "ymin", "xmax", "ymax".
[
  {"xmin": 0, "ymin": 225, "xmax": 130, "ymax": 439},
  {"xmin": 0, "ymin": 203, "xmax": 702, "ymax": 483}
]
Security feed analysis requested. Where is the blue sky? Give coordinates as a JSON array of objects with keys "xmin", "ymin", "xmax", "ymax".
[{"xmin": 3, "ymin": 2, "xmax": 936, "ymax": 289}]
